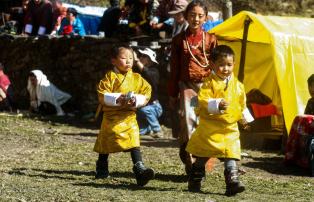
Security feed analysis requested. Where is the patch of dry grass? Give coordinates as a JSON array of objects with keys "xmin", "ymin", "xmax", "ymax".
[{"xmin": 0, "ymin": 113, "xmax": 313, "ymax": 202}]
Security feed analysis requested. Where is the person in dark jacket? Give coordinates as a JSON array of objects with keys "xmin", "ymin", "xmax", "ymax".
[
  {"xmin": 305, "ymin": 74, "xmax": 314, "ymax": 115},
  {"xmin": 24, "ymin": 0, "xmax": 53, "ymax": 35},
  {"xmin": 134, "ymin": 48, "xmax": 163, "ymax": 138},
  {"xmin": 98, "ymin": 0, "xmax": 122, "ymax": 38},
  {"xmin": 124, "ymin": 0, "xmax": 157, "ymax": 35}
]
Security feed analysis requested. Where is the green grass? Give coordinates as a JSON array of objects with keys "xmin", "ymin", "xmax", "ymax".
[{"xmin": 0, "ymin": 113, "xmax": 313, "ymax": 202}]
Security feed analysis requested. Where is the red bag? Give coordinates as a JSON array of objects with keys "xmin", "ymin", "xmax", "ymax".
[{"xmin": 62, "ymin": 25, "xmax": 73, "ymax": 35}]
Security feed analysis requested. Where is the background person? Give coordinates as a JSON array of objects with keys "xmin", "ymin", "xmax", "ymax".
[
  {"xmin": 134, "ymin": 48, "xmax": 163, "ymax": 138},
  {"xmin": 304, "ymin": 74, "xmax": 314, "ymax": 115},
  {"xmin": 0, "ymin": 63, "xmax": 14, "ymax": 111},
  {"xmin": 58, "ymin": 7, "xmax": 86, "ymax": 36},
  {"xmin": 24, "ymin": 0, "xmax": 54, "ymax": 36},
  {"xmin": 97, "ymin": 0, "xmax": 122, "ymax": 38},
  {"xmin": 168, "ymin": 0, "xmax": 188, "ymax": 37},
  {"xmin": 27, "ymin": 69, "xmax": 71, "ymax": 116},
  {"xmin": 168, "ymin": 0, "xmax": 217, "ymax": 174}
]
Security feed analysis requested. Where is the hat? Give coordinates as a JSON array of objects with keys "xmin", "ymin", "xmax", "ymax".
[
  {"xmin": 129, "ymin": 41, "xmax": 138, "ymax": 47},
  {"xmin": 138, "ymin": 48, "xmax": 158, "ymax": 64},
  {"xmin": 149, "ymin": 41, "xmax": 161, "ymax": 49},
  {"xmin": 168, "ymin": 0, "xmax": 188, "ymax": 15}
]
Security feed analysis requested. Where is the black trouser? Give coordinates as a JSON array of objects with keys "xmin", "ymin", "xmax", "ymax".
[{"xmin": 98, "ymin": 147, "xmax": 142, "ymax": 165}]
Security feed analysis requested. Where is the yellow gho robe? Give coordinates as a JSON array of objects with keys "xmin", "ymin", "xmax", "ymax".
[
  {"xmin": 186, "ymin": 73, "xmax": 246, "ymax": 160},
  {"xmin": 94, "ymin": 69, "xmax": 151, "ymax": 154}
]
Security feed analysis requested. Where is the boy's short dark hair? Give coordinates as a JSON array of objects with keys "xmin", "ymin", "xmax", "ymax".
[
  {"xmin": 211, "ymin": 45, "xmax": 235, "ymax": 62},
  {"xmin": 110, "ymin": 46, "xmax": 133, "ymax": 59},
  {"xmin": 67, "ymin": 8, "xmax": 78, "ymax": 17},
  {"xmin": 308, "ymin": 74, "xmax": 314, "ymax": 85}
]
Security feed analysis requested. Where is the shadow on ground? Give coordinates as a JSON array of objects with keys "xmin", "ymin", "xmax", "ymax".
[
  {"xmin": 242, "ymin": 156, "xmax": 311, "ymax": 177},
  {"xmin": 62, "ymin": 132, "xmax": 97, "ymax": 137},
  {"xmin": 140, "ymin": 137, "xmax": 179, "ymax": 148},
  {"xmin": 16, "ymin": 111, "xmax": 100, "ymax": 130},
  {"xmin": 7, "ymin": 168, "xmax": 188, "ymax": 183}
]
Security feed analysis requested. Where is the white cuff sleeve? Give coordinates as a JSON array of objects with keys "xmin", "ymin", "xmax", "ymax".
[
  {"xmin": 135, "ymin": 94, "xmax": 147, "ymax": 108},
  {"xmin": 104, "ymin": 93, "xmax": 121, "ymax": 106},
  {"xmin": 242, "ymin": 107, "xmax": 254, "ymax": 123},
  {"xmin": 38, "ymin": 26, "xmax": 46, "ymax": 35},
  {"xmin": 151, "ymin": 16, "xmax": 159, "ymax": 24},
  {"xmin": 207, "ymin": 98, "xmax": 223, "ymax": 114},
  {"xmin": 25, "ymin": 24, "xmax": 33, "ymax": 34}
]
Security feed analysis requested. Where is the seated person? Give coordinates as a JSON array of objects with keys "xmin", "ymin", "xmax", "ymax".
[
  {"xmin": 97, "ymin": 0, "xmax": 122, "ymax": 38},
  {"xmin": 0, "ymin": 63, "xmax": 14, "ymax": 111},
  {"xmin": 285, "ymin": 74, "xmax": 314, "ymax": 173},
  {"xmin": 134, "ymin": 48, "xmax": 163, "ymax": 138},
  {"xmin": 58, "ymin": 7, "xmax": 86, "ymax": 36},
  {"xmin": 124, "ymin": 0, "xmax": 156, "ymax": 36},
  {"xmin": 305, "ymin": 74, "xmax": 314, "ymax": 115},
  {"xmin": 50, "ymin": 0, "xmax": 67, "ymax": 35},
  {"xmin": 24, "ymin": 0, "xmax": 54, "ymax": 36},
  {"xmin": 150, "ymin": 0, "xmax": 186, "ymax": 36},
  {"xmin": 168, "ymin": 0, "xmax": 188, "ymax": 37},
  {"xmin": 27, "ymin": 70, "xmax": 71, "ymax": 116}
]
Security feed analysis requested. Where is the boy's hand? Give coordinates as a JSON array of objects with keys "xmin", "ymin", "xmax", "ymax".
[
  {"xmin": 219, "ymin": 99, "xmax": 229, "ymax": 111},
  {"xmin": 116, "ymin": 94, "xmax": 127, "ymax": 105},
  {"xmin": 239, "ymin": 119, "xmax": 251, "ymax": 131},
  {"xmin": 126, "ymin": 97, "xmax": 136, "ymax": 107},
  {"xmin": 116, "ymin": 94, "xmax": 136, "ymax": 107}
]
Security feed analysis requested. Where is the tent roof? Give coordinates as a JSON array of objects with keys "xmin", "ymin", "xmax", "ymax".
[{"xmin": 210, "ymin": 11, "xmax": 314, "ymax": 44}]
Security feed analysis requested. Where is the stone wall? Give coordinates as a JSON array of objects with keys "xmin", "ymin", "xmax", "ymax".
[{"xmin": 0, "ymin": 35, "xmax": 169, "ymax": 113}]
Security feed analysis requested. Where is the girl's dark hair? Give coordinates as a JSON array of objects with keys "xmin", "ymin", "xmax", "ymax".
[
  {"xmin": 308, "ymin": 74, "xmax": 314, "ymax": 85},
  {"xmin": 28, "ymin": 72, "xmax": 36, "ymax": 77},
  {"xmin": 110, "ymin": 46, "xmax": 133, "ymax": 59},
  {"xmin": 211, "ymin": 45, "xmax": 235, "ymax": 62},
  {"xmin": 184, "ymin": 0, "xmax": 208, "ymax": 19}
]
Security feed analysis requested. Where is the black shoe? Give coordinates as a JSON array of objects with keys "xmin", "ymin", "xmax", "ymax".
[
  {"xmin": 224, "ymin": 169, "xmax": 245, "ymax": 196},
  {"xmin": 188, "ymin": 164, "xmax": 205, "ymax": 192},
  {"xmin": 95, "ymin": 170, "xmax": 109, "ymax": 179},
  {"xmin": 133, "ymin": 161, "xmax": 155, "ymax": 186},
  {"xmin": 95, "ymin": 160, "xmax": 109, "ymax": 179}
]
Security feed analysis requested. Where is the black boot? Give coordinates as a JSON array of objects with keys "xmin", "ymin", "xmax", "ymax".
[
  {"xmin": 224, "ymin": 168, "xmax": 245, "ymax": 196},
  {"xmin": 188, "ymin": 163, "xmax": 205, "ymax": 192},
  {"xmin": 179, "ymin": 143, "xmax": 192, "ymax": 175},
  {"xmin": 133, "ymin": 161, "xmax": 155, "ymax": 186},
  {"xmin": 95, "ymin": 160, "xmax": 109, "ymax": 179}
]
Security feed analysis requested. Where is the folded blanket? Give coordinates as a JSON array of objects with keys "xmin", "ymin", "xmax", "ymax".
[{"xmin": 250, "ymin": 103, "xmax": 278, "ymax": 118}]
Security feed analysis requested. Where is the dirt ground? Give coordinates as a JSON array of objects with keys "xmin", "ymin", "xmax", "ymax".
[{"xmin": 0, "ymin": 112, "xmax": 313, "ymax": 202}]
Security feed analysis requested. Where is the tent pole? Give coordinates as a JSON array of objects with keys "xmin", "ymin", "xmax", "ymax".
[{"xmin": 238, "ymin": 17, "xmax": 252, "ymax": 83}]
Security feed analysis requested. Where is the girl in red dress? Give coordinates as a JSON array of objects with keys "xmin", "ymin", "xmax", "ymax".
[{"xmin": 168, "ymin": 0, "xmax": 217, "ymax": 174}]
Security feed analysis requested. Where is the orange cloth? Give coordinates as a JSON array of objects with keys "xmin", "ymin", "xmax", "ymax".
[{"xmin": 250, "ymin": 103, "xmax": 278, "ymax": 118}]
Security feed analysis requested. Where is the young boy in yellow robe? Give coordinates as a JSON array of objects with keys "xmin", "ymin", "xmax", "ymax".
[
  {"xmin": 94, "ymin": 46, "xmax": 155, "ymax": 186},
  {"xmin": 186, "ymin": 45, "xmax": 254, "ymax": 196}
]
